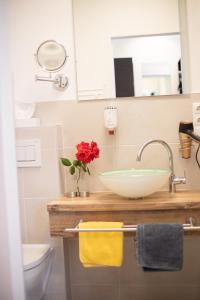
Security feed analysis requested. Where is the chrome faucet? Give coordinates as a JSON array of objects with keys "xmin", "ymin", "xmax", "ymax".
[{"xmin": 136, "ymin": 139, "xmax": 186, "ymax": 192}]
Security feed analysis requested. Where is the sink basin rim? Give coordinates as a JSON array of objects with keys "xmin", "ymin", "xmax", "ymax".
[{"xmin": 99, "ymin": 168, "xmax": 171, "ymax": 178}]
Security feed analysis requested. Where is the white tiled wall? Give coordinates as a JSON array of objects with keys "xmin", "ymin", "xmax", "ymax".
[{"xmin": 35, "ymin": 94, "xmax": 200, "ymax": 192}]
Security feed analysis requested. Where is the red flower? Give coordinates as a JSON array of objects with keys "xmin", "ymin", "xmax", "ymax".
[
  {"xmin": 76, "ymin": 141, "xmax": 100, "ymax": 164},
  {"xmin": 91, "ymin": 141, "xmax": 100, "ymax": 158}
]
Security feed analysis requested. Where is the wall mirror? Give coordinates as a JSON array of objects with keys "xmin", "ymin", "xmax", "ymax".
[
  {"xmin": 73, "ymin": 0, "xmax": 188, "ymax": 101},
  {"xmin": 35, "ymin": 40, "xmax": 69, "ymax": 90},
  {"xmin": 35, "ymin": 40, "xmax": 67, "ymax": 72}
]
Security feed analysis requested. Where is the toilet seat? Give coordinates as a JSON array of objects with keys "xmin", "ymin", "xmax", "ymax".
[{"xmin": 23, "ymin": 244, "xmax": 52, "ymax": 271}]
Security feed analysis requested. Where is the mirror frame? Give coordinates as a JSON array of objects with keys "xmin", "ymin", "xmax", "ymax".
[{"xmin": 35, "ymin": 40, "xmax": 67, "ymax": 72}]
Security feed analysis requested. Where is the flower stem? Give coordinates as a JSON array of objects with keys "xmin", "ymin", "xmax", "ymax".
[{"xmin": 76, "ymin": 167, "xmax": 81, "ymax": 195}]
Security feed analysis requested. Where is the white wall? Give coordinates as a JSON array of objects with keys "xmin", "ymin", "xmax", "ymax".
[
  {"xmin": 73, "ymin": 0, "xmax": 180, "ymax": 99},
  {"xmin": 9, "ymin": 0, "xmax": 77, "ymax": 103}
]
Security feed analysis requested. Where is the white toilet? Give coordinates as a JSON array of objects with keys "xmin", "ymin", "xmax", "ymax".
[{"xmin": 22, "ymin": 244, "xmax": 54, "ymax": 300}]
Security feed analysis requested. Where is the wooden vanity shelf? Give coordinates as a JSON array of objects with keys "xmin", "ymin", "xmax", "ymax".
[{"xmin": 47, "ymin": 191, "xmax": 200, "ymax": 238}]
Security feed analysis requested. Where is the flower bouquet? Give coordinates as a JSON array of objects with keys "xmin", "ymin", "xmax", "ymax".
[{"xmin": 61, "ymin": 141, "xmax": 100, "ymax": 196}]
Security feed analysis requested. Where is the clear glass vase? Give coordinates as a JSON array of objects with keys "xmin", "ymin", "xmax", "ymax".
[
  {"xmin": 76, "ymin": 168, "xmax": 90, "ymax": 197},
  {"xmin": 64, "ymin": 172, "xmax": 78, "ymax": 198}
]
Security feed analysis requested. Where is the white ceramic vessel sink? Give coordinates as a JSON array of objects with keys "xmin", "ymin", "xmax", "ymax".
[{"xmin": 99, "ymin": 169, "xmax": 170, "ymax": 199}]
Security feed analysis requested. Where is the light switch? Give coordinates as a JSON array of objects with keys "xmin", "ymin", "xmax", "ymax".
[{"xmin": 16, "ymin": 139, "xmax": 41, "ymax": 167}]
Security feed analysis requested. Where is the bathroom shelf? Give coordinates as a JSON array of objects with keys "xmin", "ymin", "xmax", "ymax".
[{"xmin": 47, "ymin": 191, "xmax": 200, "ymax": 237}]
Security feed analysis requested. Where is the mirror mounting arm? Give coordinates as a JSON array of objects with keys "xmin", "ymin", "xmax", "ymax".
[{"xmin": 35, "ymin": 74, "xmax": 69, "ymax": 90}]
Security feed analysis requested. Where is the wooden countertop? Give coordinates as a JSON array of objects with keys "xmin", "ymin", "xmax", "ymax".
[
  {"xmin": 47, "ymin": 191, "xmax": 200, "ymax": 213},
  {"xmin": 47, "ymin": 191, "xmax": 200, "ymax": 237}
]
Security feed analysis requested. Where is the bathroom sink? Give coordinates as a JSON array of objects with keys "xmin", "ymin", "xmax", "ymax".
[{"xmin": 99, "ymin": 169, "xmax": 170, "ymax": 199}]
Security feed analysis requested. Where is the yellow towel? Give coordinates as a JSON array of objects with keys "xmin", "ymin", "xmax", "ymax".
[{"xmin": 79, "ymin": 222, "xmax": 123, "ymax": 268}]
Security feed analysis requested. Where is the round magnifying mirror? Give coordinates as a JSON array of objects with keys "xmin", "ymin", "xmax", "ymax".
[{"xmin": 36, "ymin": 40, "xmax": 67, "ymax": 72}]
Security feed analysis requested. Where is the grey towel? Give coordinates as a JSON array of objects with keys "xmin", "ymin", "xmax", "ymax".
[{"xmin": 136, "ymin": 224, "xmax": 183, "ymax": 272}]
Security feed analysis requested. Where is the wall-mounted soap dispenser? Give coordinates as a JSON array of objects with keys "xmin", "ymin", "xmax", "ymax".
[{"xmin": 104, "ymin": 105, "xmax": 117, "ymax": 135}]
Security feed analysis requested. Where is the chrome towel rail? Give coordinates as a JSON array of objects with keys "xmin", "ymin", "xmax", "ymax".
[{"xmin": 64, "ymin": 217, "xmax": 200, "ymax": 233}]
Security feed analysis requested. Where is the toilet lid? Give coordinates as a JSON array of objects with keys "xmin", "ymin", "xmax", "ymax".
[{"xmin": 23, "ymin": 244, "xmax": 52, "ymax": 271}]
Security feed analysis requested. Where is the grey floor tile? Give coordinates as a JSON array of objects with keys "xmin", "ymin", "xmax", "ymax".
[
  {"xmin": 72, "ymin": 285, "xmax": 119, "ymax": 300},
  {"xmin": 119, "ymin": 285, "xmax": 200, "ymax": 300}
]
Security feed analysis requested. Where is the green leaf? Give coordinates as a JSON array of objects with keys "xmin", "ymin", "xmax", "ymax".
[
  {"xmin": 73, "ymin": 160, "xmax": 81, "ymax": 167},
  {"xmin": 61, "ymin": 158, "xmax": 72, "ymax": 167},
  {"xmin": 69, "ymin": 165, "xmax": 75, "ymax": 175}
]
